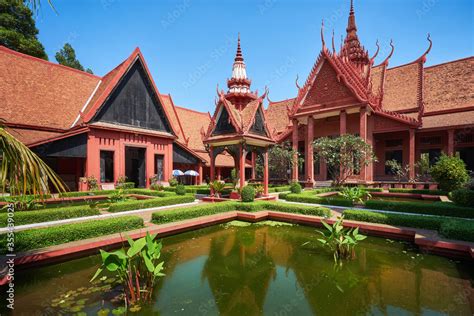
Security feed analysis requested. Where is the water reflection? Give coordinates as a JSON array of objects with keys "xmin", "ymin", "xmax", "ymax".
[{"xmin": 4, "ymin": 222, "xmax": 473, "ymax": 315}]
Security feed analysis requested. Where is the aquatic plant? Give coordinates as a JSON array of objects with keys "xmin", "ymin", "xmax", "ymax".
[
  {"xmin": 317, "ymin": 216, "xmax": 367, "ymax": 263},
  {"xmin": 339, "ymin": 187, "xmax": 371, "ymax": 205},
  {"xmin": 90, "ymin": 232, "xmax": 165, "ymax": 308}
]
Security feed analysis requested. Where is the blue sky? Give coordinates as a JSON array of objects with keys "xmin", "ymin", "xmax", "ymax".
[{"xmin": 35, "ymin": 0, "xmax": 473, "ymax": 113}]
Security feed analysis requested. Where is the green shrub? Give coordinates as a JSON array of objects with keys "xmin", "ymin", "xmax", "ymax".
[
  {"xmin": 58, "ymin": 190, "xmax": 117, "ymax": 198},
  {"xmin": 449, "ymin": 189, "xmax": 474, "ymax": 207},
  {"xmin": 125, "ymin": 189, "xmax": 175, "ymax": 197},
  {"xmin": 363, "ymin": 188, "xmax": 384, "ymax": 192},
  {"xmin": 364, "ymin": 200, "xmax": 474, "ymax": 218},
  {"xmin": 108, "ymin": 195, "xmax": 195, "ymax": 212},
  {"xmin": 290, "ymin": 181, "xmax": 302, "ymax": 194},
  {"xmin": 388, "ymin": 188, "xmax": 448, "ymax": 196},
  {"xmin": 343, "ymin": 210, "xmax": 443, "ymax": 231},
  {"xmin": 241, "ymin": 186, "xmax": 255, "ymax": 202},
  {"xmin": 0, "ymin": 216, "xmax": 144, "ymax": 254},
  {"xmin": 268, "ymin": 186, "xmax": 291, "ymax": 193},
  {"xmin": 151, "ymin": 201, "xmax": 331, "ymax": 224},
  {"xmin": 284, "ymin": 193, "xmax": 353, "ymax": 207},
  {"xmin": 169, "ymin": 178, "xmax": 179, "ymax": 187},
  {"xmin": 278, "ymin": 192, "xmax": 289, "ymax": 200},
  {"xmin": 175, "ymin": 184, "xmax": 186, "ymax": 196},
  {"xmin": 0, "ymin": 206, "xmax": 100, "ymax": 227},
  {"xmin": 430, "ymin": 154, "xmax": 470, "ymax": 192},
  {"xmin": 117, "ymin": 182, "xmax": 135, "ymax": 189},
  {"xmin": 439, "ymin": 219, "xmax": 474, "ymax": 242}
]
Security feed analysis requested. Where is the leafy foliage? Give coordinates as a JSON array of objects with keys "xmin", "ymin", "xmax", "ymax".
[
  {"xmin": 317, "ymin": 216, "xmax": 366, "ymax": 264},
  {"xmin": 1, "ymin": 126, "xmax": 66, "ymax": 197},
  {"xmin": 108, "ymin": 188, "xmax": 128, "ymax": 203},
  {"xmin": 241, "ymin": 185, "xmax": 255, "ymax": 202},
  {"xmin": 55, "ymin": 43, "xmax": 93, "ymax": 73},
  {"xmin": 430, "ymin": 154, "xmax": 470, "ymax": 192},
  {"xmin": 385, "ymin": 159, "xmax": 411, "ymax": 182},
  {"xmin": 339, "ymin": 187, "xmax": 371, "ymax": 205},
  {"xmin": 449, "ymin": 189, "xmax": 474, "ymax": 207},
  {"xmin": 169, "ymin": 177, "xmax": 178, "ymax": 187},
  {"xmin": 313, "ymin": 135, "xmax": 376, "ymax": 186},
  {"xmin": 255, "ymin": 142, "xmax": 302, "ymax": 180},
  {"xmin": 91, "ymin": 232, "xmax": 165, "ymax": 308},
  {"xmin": 210, "ymin": 180, "xmax": 226, "ymax": 197},
  {"xmin": 0, "ymin": 0, "xmax": 48, "ymax": 59}
]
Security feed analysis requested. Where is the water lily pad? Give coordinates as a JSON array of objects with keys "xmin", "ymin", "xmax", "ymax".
[
  {"xmin": 97, "ymin": 308, "xmax": 110, "ymax": 316},
  {"xmin": 68, "ymin": 305, "xmax": 84, "ymax": 312},
  {"xmin": 112, "ymin": 306, "xmax": 126, "ymax": 315},
  {"xmin": 129, "ymin": 305, "xmax": 141, "ymax": 312}
]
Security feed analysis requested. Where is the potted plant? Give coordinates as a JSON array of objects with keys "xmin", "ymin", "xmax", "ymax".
[
  {"xmin": 210, "ymin": 180, "xmax": 225, "ymax": 198},
  {"xmin": 254, "ymin": 184, "xmax": 264, "ymax": 198}
]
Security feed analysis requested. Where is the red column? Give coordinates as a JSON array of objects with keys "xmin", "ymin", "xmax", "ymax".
[
  {"xmin": 340, "ymin": 110, "xmax": 347, "ymax": 135},
  {"xmin": 263, "ymin": 149, "xmax": 269, "ymax": 195},
  {"xmin": 360, "ymin": 107, "xmax": 368, "ymax": 181},
  {"xmin": 239, "ymin": 144, "xmax": 246, "ymax": 189},
  {"xmin": 305, "ymin": 116, "xmax": 314, "ymax": 187},
  {"xmin": 251, "ymin": 152, "xmax": 256, "ymax": 179},
  {"xmin": 198, "ymin": 161, "xmax": 203, "ymax": 185},
  {"xmin": 447, "ymin": 129, "xmax": 455, "ymax": 156},
  {"xmin": 409, "ymin": 129, "xmax": 416, "ymax": 180},
  {"xmin": 210, "ymin": 147, "xmax": 215, "ymax": 195},
  {"xmin": 292, "ymin": 119, "xmax": 299, "ymax": 182},
  {"xmin": 366, "ymin": 115, "xmax": 374, "ymax": 182}
]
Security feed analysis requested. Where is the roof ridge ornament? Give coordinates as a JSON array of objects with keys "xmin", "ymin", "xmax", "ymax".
[
  {"xmin": 417, "ymin": 33, "xmax": 432, "ymax": 63},
  {"xmin": 370, "ymin": 40, "xmax": 380, "ymax": 63},
  {"xmin": 379, "ymin": 39, "xmax": 395, "ymax": 66},
  {"xmin": 320, "ymin": 19, "xmax": 326, "ymax": 50}
]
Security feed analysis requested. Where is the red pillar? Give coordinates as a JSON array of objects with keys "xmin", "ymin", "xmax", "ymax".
[
  {"xmin": 292, "ymin": 119, "xmax": 299, "ymax": 182},
  {"xmin": 263, "ymin": 149, "xmax": 269, "ymax": 195},
  {"xmin": 447, "ymin": 129, "xmax": 455, "ymax": 156},
  {"xmin": 239, "ymin": 144, "xmax": 246, "ymax": 189},
  {"xmin": 340, "ymin": 110, "xmax": 347, "ymax": 135},
  {"xmin": 198, "ymin": 161, "xmax": 203, "ymax": 185},
  {"xmin": 409, "ymin": 129, "xmax": 416, "ymax": 180},
  {"xmin": 305, "ymin": 116, "xmax": 314, "ymax": 187},
  {"xmin": 251, "ymin": 152, "xmax": 256, "ymax": 179},
  {"xmin": 360, "ymin": 107, "xmax": 368, "ymax": 181}
]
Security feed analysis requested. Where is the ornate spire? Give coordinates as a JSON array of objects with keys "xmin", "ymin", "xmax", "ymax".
[
  {"xmin": 341, "ymin": 0, "xmax": 369, "ymax": 68},
  {"xmin": 226, "ymin": 34, "xmax": 257, "ymax": 110}
]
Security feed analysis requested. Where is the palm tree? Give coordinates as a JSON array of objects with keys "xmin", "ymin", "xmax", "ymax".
[{"xmin": 1, "ymin": 125, "xmax": 66, "ymax": 197}]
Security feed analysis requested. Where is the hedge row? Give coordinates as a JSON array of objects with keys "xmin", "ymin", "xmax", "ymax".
[
  {"xmin": 449, "ymin": 189, "xmax": 474, "ymax": 207},
  {"xmin": 0, "ymin": 206, "xmax": 100, "ymax": 227},
  {"xmin": 281, "ymin": 193, "xmax": 354, "ymax": 207},
  {"xmin": 0, "ymin": 216, "xmax": 144, "ymax": 254},
  {"xmin": 0, "ymin": 194, "xmax": 52, "ymax": 202},
  {"xmin": 364, "ymin": 200, "xmax": 474, "ymax": 219},
  {"xmin": 59, "ymin": 189, "xmax": 177, "ymax": 198},
  {"xmin": 125, "ymin": 189, "xmax": 175, "ymax": 197},
  {"xmin": 163, "ymin": 186, "xmax": 212, "ymax": 194},
  {"xmin": 107, "ymin": 195, "xmax": 195, "ymax": 213},
  {"xmin": 343, "ymin": 209, "xmax": 474, "ymax": 242},
  {"xmin": 59, "ymin": 190, "xmax": 117, "ymax": 198},
  {"xmin": 151, "ymin": 201, "xmax": 331, "ymax": 224},
  {"xmin": 388, "ymin": 188, "xmax": 448, "ymax": 196}
]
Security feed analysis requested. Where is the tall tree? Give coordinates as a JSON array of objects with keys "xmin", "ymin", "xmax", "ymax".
[
  {"xmin": 55, "ymin": 43, "xmax": 93, "ymax": 73},
  {"xmin": 0, "ymin": 0, "xmax": 48, "ymax": 59}
]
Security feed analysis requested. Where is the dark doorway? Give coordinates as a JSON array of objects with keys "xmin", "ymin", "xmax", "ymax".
[
  {"xmin": 155, "ymin": 154, "xmax": 164, "ymax": 182},
  {"xmin": 125, "ymin": 147, "xmax": 146, "ymax": 188}
]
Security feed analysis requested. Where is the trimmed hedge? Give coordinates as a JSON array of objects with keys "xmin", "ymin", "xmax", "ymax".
[
  {"xmin": 282, "ymin": 193, "xmax": 354, "ymax": 207},
  {"xmin": 59, "ymin": 189, "xmax": 176, "ymax": 198},
  {"xmin": 107, "ymin": 195, "xmax": 195, "ymax": 213},
  {"xmin": 126, "ymin": 189, "xmax": 175, "ymax": 197},
  {"xmin": 343, "ymin": 209, "xmax": 474, "ymax": 242},
  {"xmin": 0, "ymin": 206, "xmax": 100, "ymax": 227},
  {"xmin": 449, "ymin": 189, "xmax": 474, "ymax": 207},
  {"xmin": 241, "ymin": 186, "xmax": 255, "ymax": 202},
  {"xmin": 151, "ymin": 201, "xmax": 332, "ymax": 224},
  {"xmin": 59, "ymin": 190, "xmax": 117, "ymax": 198},
  {"xmin": 0, "ymin": 194, "xmax": 52, "ymax": 202},
  {"xmin": 364, "ymin": 200, "xmax": 474, "ymax": 219},
  {"xmin": 0, "ymin": 216, "xmax": 144, "ymax": 254},
  {"xmin": 439, "ymin": 220, "xmax": 474, "ymax": 242},
  {"xmin": 388, "ymin": 188, "xmax": 448, "ymax": 196}
]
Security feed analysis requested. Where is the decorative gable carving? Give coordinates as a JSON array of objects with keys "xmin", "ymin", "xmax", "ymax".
[
  {"xmin": 212, "ymin": 105, "xmax": 236, "ymax": 136},
  {"xmin": 249, "ymin": 106, "xmax": 268, "ymax": 136}
]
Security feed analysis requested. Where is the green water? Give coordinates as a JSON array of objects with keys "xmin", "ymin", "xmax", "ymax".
[{"xmin": 2, "ymin": 222, "xmax": 473, "ymax": 315}]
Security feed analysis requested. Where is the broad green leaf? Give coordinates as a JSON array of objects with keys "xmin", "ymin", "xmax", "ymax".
[
  {"xmin": 127, "ymin": 238, "xmax": 146, "ymax": 257},
  {"xmin": 142, "ymin": 251, "xmax": 155, "ymax": 273},
  {"xmin": 90, "ymin": 267, "xmax": 103, "ymax": 282},
  {"xmin": 321, "ymin": 220, "xmax": 333, "ymax": 232},
  {"xmin": 154, "ymin": 261, "xmax": 164, "ymax": 276}
]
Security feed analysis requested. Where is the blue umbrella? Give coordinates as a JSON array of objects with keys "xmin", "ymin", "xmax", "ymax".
[
  {"xmin": 184, "ymin": 170, "xmax": 199, "ymax": 176},
  {"xmin": 172, "ymin": 169, "xmax": 184, "ymax": 176}
]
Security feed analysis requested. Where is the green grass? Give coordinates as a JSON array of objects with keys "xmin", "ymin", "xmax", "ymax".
[
  {"xmin": 0, "ymin": 205, "xmax": 100, "ymax": 227},
  {"xmin": 343, "ymin": 209, "xmax": 474, "ymax": 242},
  {"xmin": 151, "ymin": 201, "xmax": 332, "ymax": 224},
  {"xmin": 0, "ymin": 216, "xmax": 144, "ymax": 254}
]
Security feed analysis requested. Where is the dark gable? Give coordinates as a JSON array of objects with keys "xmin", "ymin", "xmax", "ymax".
[
  {"xmin": 212, "ymin": 105, "xmax": 236, "ymax": 136},
  {"xmin": 93, "ymin": 60, "xmax": 173, "ymax": 133},
  {"xmin": 249, "ymin": 106, "xmax": 267, "ymax": 136}
]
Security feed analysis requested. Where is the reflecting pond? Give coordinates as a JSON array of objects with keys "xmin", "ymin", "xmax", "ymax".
[{"xmin": 2, "ymin": 221, "xmax": 473, "ymax": 315}]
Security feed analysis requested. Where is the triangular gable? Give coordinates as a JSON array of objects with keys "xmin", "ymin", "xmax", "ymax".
[
  {"xmin": 300, "ymin": 58, "xmax": 358, "ymax": 108},
  {"xmin": 248, "ymin": 105, "xmax": 270, "ymax": 137},
  {"xmin": 211, "ymin": 103, "xmax": 237, "ymax": 136},
  {"xmin": 82, "ymin": 48, "xmax": 177, "ymax": 136}
]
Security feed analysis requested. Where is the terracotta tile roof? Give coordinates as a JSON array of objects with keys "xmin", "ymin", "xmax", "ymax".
[
  {"xmin": 0, "ymin": 45, "xmax": 100, "ymax": 130},
  {"xmin": 369, "ymin": 64, "xmax": 385, "ymax": 99},
  {"xmin": 160, "ymin": 94, "xmax": 186, "ymax": 143},
  {"xmin": 424, "ymin": 57, "xmax": 474, "ymax": 112},
  {"xmin": 383, "ymin": 62, "xmax": 421, "ymax": 111},
  {"xmin": 6, "ymin": 128, "xmax": 63, "ymax": 145},
  {"xmin": 174, "ymin": 106, "xmax": 211, "ymax": 151},
  {"xmin": 265, "ymin": 98, "xmax": 294, "ymax": 136},
  {"xmin": 422, "ymin": 110, "xmax": 474, "ymax": 129}
]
